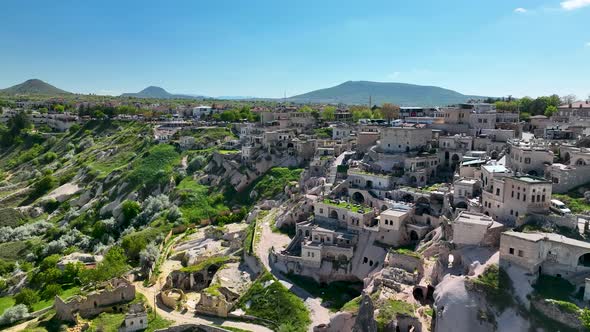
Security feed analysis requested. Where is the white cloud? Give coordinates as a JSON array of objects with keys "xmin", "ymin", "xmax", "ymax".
[
  {"xmin": 514, "ymin": 7, "xmax": 528, "ymax": 13},
  {"xmin": 561, "ymin": 0, "xmax": 590, "ymax": 10}
]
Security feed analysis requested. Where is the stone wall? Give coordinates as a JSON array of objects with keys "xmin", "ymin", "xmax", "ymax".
[
  {"xmin": 531, "ymin": 297, "xmax": 582, "ymax": 330},
  {"xmin": 385, "ymin": 251, "xmax": 423, "ymax": 276},
  {"xmin": 55, "ymin": 278, "xmax": 136, "ymax": 322}
]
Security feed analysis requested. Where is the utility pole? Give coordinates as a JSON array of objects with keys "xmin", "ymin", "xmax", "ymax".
[{"xmin": 369, "ymin": 95, "xmax": 372, "ymax": 109}]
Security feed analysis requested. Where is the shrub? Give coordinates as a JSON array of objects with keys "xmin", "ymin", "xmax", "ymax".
[
  {"xmin": 121, "ymin": 200, "xmax": 141, "ymax": 224},
  {"xmin": 40, "ymin": 284, "xmax": 63, "ymax": 300},
  {"xmin": 0, "ymin": 304, "xmax": 29, "ymax": 326},
  {"xmin": 14, "ymin": 288, "xmax": 40, "ymax": 311},
  {"xmin": 42, "ymin": 152, "xmax": 58, "ymax": 164}
]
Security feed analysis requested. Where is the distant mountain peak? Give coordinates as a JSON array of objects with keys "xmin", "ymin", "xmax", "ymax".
[
  {"xmin": 288, "ymin": 80, "xmax": 485, "ymax": 106},
  {"xmin": 0, "ymin": 79, "xmax": 71, "ymax": 95},
  {"xmin": 121, "ymin": 86, "xmax": 206, "ymax": 100}
]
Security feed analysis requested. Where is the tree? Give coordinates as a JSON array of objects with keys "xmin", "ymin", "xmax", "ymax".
[
  {"xmin": 14, "ymin": 288, "xmax": 40, "ymax": 311},
  {"xmin": 79, "ymin": 245, "xmax": 128, "ymax": 285},
  {"xmin": 53, "ymin": 104, "xmax": 65, "ymax": 113},
  {"xmin": 321, "ymin": 106, "xmax": 336, "ymax": 121},
  {"xmin": 139, "ymin": 242, "xmax": 159, "ymax": 271},
  {"xmin": 381, "ymin": 103, "xmax": 400, "ymax": 123},
  {"xmin": 544, "ymin": 105, "xmax": 558, "ymax": 117},
  {"xmin": 561, "ymin": 94, "xmax": 577, "ymax": 105},
  {"xmin": 121, "ymin": 200, "xmax": 141, "ymax": 224}
]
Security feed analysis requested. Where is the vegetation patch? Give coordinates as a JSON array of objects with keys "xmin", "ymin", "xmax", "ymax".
[
  {"xmin": 128, "ymin": 144, "xmax": 180, "ymax": 189},
  {"xmin": 341, "ymin": 295, "xmax": 362, "ymax": 313},
  {"xmin": 553, "ymin": 193, "xmax": 590, "ymax": 214},
  {"xmin": 285, "ymin": 273, "xmax": 362, "ymax": 311},
  {"xmin": 238, "ymin": 272, "xmax": 310, "ymax": 332},
  {"xmin": 176, "ymin": 177, "xmax": 229, "ymax": 223},
  {"xmin": 251, "ymin": 167, "xmax": 302, "ymax": 201},
  {"xmin": 376, "ymin": 299, "xmax": 417, "ymax": 330},
  {"xmin": 180, "ymin": 255, "xmax": 231, "ymax": 273},
  {"xmin": 0, "ymin": 208, "xmax": 24, "ymax": 227},
  {"xmin": 532, "ymin": 274, "xmax": 575, "ymax": 302},
  {"xmin": 469, "ymin": 264, "xmax": 514, "ymax": 312}
]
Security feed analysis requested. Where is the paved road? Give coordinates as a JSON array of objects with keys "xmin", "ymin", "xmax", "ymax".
[{"xmin": 255, "ymin": 208, "xmax": 332, "ymax": 331}]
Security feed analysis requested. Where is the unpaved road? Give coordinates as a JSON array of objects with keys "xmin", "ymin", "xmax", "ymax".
[{"xmin": 255, "ymin": 208, "xmax": 332, "ymax": 331}]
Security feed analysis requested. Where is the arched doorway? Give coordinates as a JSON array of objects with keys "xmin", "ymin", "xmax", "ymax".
[
  {"xmin": 455, "ymin": 201, "xmax": 468, "ymax": 209},
  {"xmin": 330, "ymin": 210, "xmax": 339, "ymax": 219},
  {"xmin": 491, "ymin": 150, "xmax": 498, "ymax": 159},
  {"xmin": 402, "ymin": 194, "xmax": 414, "ymax": 203},
  {"xmin": 410, "ymin": 230, "xmax": 419, "ymax": 242},
  {"xmin": 578, "ymin": 253, "xmax": 590, "ymax": 267},
  {"xmin": 352, "ymin": 192, "xmax": 365, "ymax": 204},
  {"xmin": 563, "ymin": 152, "xmax": 571, "ymax": 164},
  {"xmin": 528, "ymin": 170, "xmax": 538, "ymax": 176}
]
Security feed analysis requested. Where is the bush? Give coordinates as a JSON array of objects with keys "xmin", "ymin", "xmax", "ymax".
[
  {"xmin": 28, "ymin": 175, "xmax": 57, "ymax": 201},
  {"xmin": 121, "ymin": 200, "xmax": 141, "ymax": 224},
  {"xmin": 14, "ymin": 288, "xmax": 40, "ymax": 311},
  {"xmin": 0, "ymin": 304, "xmax": 29, "ymax": 326},
  {"xmin": 42, "ymin": 152, "xmax": 58, "ymax": 164},
  {"xmin": 40, "ymin": 284, "xmax": 63, "ymax": 300}
]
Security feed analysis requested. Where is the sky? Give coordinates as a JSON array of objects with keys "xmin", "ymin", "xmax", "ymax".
[{"xmin": 0, "ymin": 0, "xmax": 589, "ymax": 99}]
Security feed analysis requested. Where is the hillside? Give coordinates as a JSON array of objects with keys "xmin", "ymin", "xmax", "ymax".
[
  {"xmin": 121, "ymin": 86, "xmax": 206, "ymax": 99},
  {"xmin": 0, "ymin": 79, "xmax": 71, "ymax": 95},
  {"xmin": 288, "ymin": 80, "xmax": 484, "ymax": 106}
]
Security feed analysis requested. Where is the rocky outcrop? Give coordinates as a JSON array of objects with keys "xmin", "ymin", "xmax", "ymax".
[
  {"xmin": 352, "ymin": 293, "xmax": 377, "ymax": 332},
  {"xmin": 530, "ymin": 297, "xmax": 583, "ymax": 330}
]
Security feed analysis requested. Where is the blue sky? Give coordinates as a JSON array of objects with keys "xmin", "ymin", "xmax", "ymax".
[{"xmin": 0, "ymin": 0, "xmax": 589, "ymax": 99}]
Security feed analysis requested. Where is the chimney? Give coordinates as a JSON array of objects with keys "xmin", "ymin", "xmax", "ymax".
[{"xmin": 569, "ymin": 103, "xmax": 573, "ymax": 108}]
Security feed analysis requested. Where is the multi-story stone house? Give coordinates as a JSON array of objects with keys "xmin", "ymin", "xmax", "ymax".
[
  {"xmin": 507, "ymin": 140, "xmax": 554, "ymax": 176},
  {"xmin": 377, "ymin": 127, "xmax": 432, "ymax": 154},
  {"xmin": 481, "ymin": 175, "xmax": 552, "ymax": 224}
]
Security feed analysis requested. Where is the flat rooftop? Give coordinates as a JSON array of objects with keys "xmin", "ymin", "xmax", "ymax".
[
  {"xmin": 512, "ymin": 175, "xmax": 550, "ymax": 184},
  {"xmin": 454, "ymin": 211, "xmax": 494, "ymax": 226},
  {"xmin": 503, "ymin": 231, "xmax": 590, "ymax": 250}
]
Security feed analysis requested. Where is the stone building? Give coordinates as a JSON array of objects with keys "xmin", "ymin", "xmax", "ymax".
[
  {"xmin": 118, "ymin": 303, "xmax": 148, "ymax": 332},
  {"xmin": 500, "ymin": 231, "xmax": 590, "ymax": 300},
  {"xmin": 377, "ymin": 127, "xmax": 432, "ymax": 154},
  {"xmin": 55, "ymin": 278, "xmax": 136, "ymax": 322},
  {"xmin": 451, "ymin": 211, "xmax": 503, "ymax": 247},
  {"xmin": 507, "ymin": 140, "xmax": 554, "ymax": 176},
  {"xmin": 481, "ymin": 175, "xmax": 552, "ymax": 224}
]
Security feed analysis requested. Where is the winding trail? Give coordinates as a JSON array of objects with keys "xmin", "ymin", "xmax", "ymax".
[{"xmin": 255, "ymin": 208, "xmax": 332, "ymax": 331}]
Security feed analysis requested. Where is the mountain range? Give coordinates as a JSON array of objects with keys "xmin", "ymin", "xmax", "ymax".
[
  {"xmin": 1, "ymin": 79, "xmax": 486, "ymax": 106},
  {"xmin": 0, "ymin": 79, "xmax": 71, "ymax": 95},
  {"xmin": 287, "ymin": 81, "xmax": 485, "ymax": 106}
]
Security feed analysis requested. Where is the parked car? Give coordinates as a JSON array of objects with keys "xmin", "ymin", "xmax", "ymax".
[{"xmin": 550, "ymin": 199, "xmax": 572, "ymax": 215}]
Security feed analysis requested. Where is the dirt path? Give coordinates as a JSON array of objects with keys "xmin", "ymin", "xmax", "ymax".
[
  {"xmin": 255, "ymin": 208, "xmax": 332, "ymax": 331},
  {"xmin": 134, "ymin": 231, "xmax": 272, "ymax": 332},
  {"xmin": 134, "ymin": 282, "xmax": 272, "ymax": 332}
]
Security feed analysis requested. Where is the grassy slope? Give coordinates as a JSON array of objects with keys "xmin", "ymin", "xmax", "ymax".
[{"xmin": 237, "ymin": 272, "xmax": 310, "ymax": 332}]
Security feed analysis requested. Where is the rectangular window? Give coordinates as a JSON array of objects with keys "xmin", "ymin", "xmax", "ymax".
[
  {"xmin": 517, "ymin": 193, "xmax": 520, "ymax": 199},
  {"xmin": 496, "ymin": 188, "xmax": 500, "ymax": 196},
  {"xmin": 518, "ymin": 250, "xmax": 524, "ymax": 257},
  {"xmin": 542, "ymin": 195, "xmax": 545, "ymax": 202},
  {"xmin": 509, "ymin": 248, "xmax": 515, "ymax": 255},
  {"xmin": 523, "ymin": 194, "xmax": 526, "ymax": 201}
]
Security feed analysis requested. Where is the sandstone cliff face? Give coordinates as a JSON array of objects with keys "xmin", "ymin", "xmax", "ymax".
[{"xmin": 352, "ymin": 293, "xmax": 377, "ymax": 332}]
